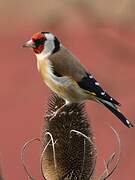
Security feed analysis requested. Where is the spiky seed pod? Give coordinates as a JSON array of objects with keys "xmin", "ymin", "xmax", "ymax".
[{"xmin": 41, "ymin": 94, "xmax": 96, "ymax": 180}]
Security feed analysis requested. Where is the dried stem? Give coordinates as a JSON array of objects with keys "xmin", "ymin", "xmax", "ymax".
[
  {"xmin": 0, "ymin": 161, "xmax": 4, "ymax": 180},
  {"xmin": 99, "ymin": 126, "xmax": 121, "ymax": 180},
  {"xmin": 21, "ymin": 138, "xmax": 41, "ymax": 180}
]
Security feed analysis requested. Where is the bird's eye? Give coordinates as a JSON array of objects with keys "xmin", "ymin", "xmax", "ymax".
[{"xmin": 32, "ymin": 38, "xmax": 45, "ymax": 48}]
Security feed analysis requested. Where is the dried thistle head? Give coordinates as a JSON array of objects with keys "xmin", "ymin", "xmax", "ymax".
[
  {"xmin": 41, "ymin": 94, "xmax": 96, "ymax": 180},
  {"xmin": 21, "ymin": 94, "xmax": 120, "ymax": 180}
]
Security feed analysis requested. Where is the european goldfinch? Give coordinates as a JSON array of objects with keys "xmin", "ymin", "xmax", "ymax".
[{"xmin": 23, "ymin": 32, "xmax": 133, "ymax": 128}]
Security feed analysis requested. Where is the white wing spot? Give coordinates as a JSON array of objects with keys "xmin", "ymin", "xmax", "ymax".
[
  {"xmin": 101, "ymin": 92, "xmax": 105, "ymax": 95},
  {"xmin": 95, "ymin": 82, "xmax": 99, "ymax": 86},
  {"xmin": 89, "ymin": 75, "xmax": 93, "ymax": 78},
  {"xmin": 110, "ymin": 98, "xmax": 113, "ymax": 101}
]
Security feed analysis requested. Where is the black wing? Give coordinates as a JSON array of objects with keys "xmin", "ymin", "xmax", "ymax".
[{"xmin": 77, "ymin": 73, "xmax": 120, "ymax": 106}]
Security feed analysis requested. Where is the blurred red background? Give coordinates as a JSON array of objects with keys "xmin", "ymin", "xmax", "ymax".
[{"xmin": 0, "ymin": 0, "xmax": 135, "ymax": 179}]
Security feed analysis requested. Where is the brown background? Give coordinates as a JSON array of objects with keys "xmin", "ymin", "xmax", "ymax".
[{"xmin": 0, "ymin": 0, "xmax": 135, "ymax": 179}]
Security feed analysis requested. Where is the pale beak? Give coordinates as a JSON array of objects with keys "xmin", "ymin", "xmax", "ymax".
[{"xmin": 22, "ymin": 40, "xmax": 36, "ymax": 48}]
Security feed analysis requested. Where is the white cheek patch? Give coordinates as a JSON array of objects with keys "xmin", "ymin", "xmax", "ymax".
[
  {"xmin": 45, "ymin": 40, "xmax": 55, "ymax": 55},
  {"xmin": 45, "ymin": 33, "xmax": 55, "ymax": 41}
]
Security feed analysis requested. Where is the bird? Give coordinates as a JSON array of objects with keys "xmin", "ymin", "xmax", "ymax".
[{"xmin": 23, "ymin": 31, "xmax": 133, "ymax": 128}]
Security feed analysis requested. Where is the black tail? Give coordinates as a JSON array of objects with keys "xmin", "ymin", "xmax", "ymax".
[{"xmin": 99, "ymin": 99, "xmax": 133, "ymax": 128}]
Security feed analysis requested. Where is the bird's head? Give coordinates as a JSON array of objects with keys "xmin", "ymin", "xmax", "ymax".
[{"xmin": 23, "ymin": 32, "xmax": 60, "ymax": 58}]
